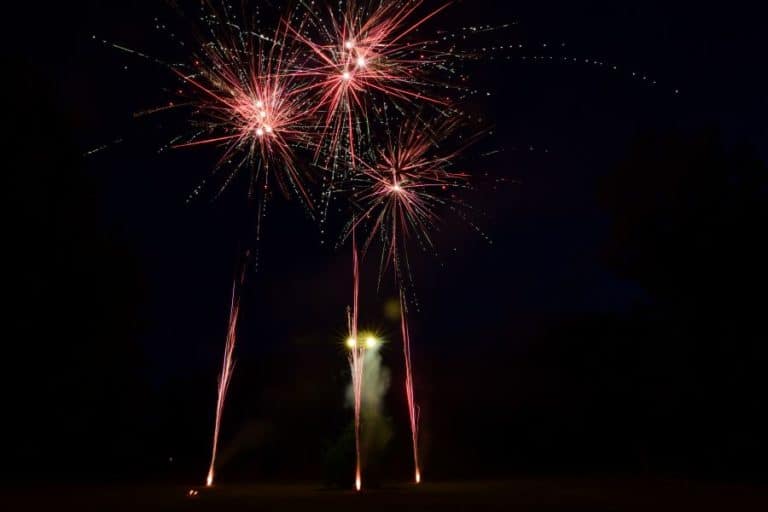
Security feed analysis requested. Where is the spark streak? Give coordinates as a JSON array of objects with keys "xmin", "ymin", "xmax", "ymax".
[
  {"xmin": 400, "ymin": 288, "xmax": 420, "ymax": 484},
  {"xmin": 347, "ymin": 229, "xmax": 363, "ymax": 491},
  {"xmin": 206, "ymin": 269, "xmax": 244, "ymax": 487}
]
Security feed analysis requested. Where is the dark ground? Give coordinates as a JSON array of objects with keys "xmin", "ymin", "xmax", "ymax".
[{"xmin": 7, "ymin": 479, "xmax": 768, "ymax": 511}]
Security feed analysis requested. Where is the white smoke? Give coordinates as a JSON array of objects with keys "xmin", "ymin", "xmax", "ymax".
[{"xmin": 346, "ymin": 347, "xmax": 393, "ymax": 464}]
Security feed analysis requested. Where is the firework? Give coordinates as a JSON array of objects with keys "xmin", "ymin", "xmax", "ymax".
[
  {"xmin": 347, "ymin": 117, "xmax": 473, "ymax": 483},
  {"xmin": 159, "ymin": 10, "xmax": 321, "ymax": 486},
  {"xmin": 286, "ymin": 0, "xmax": 451, "ymax": 165},
  {"xmin": 179, "ymin": 18, "xmax": 319, "ymax": 486},
  {"xmin": 351, "ymin": 118, "xmax": 470, "ymax": 260},
  {"xmin": 171, "ymin": 19, "xmax": 317, "ymax": 209}
]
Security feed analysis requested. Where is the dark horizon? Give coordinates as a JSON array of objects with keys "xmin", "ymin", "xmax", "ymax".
[{"xmin": 3, "ymin": 0, "xmax": 767, "ymax": 495}]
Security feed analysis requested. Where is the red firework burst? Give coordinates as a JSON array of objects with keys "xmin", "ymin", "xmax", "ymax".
[
  {"xmin": 286, "ymin": 0, "xmax": 451, "ymax": 162},
  {"xmin": 174, "ymin": 23, "xmax": 315, "ymax": 206},
  {"xmin": 351, "ymin": 118, "xmax": 469, "ymax": 263}
]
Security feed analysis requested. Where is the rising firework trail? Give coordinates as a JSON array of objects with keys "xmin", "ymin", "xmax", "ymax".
[
  {"xmin": 348, "ymin": 117, "xmax": 473, "ymax": 483},
  {"xmin": 345, "ymin": 228, "xmax": 386, "ymax": 491},
  {"xmin": 347, "ymin": 229, "xmax": 363, "ymax": 491},
  {"xmin": 206, "ymin": 263, "xmax": 245, "ymax": 487},
  {"xmin": 399, "ymin": 288, "xmax": 420, "ymax": 484}
]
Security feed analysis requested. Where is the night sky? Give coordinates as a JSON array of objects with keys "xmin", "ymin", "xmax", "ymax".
[{"xmin": 4, "ymin": 0, "xmax": 767, "ymax": 486}]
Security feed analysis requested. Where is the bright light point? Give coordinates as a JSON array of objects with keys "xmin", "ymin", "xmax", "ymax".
[
  {"xmin": 415, "ymin": 469, "xmax": 421, "ymax": 484},
  {"xmin": 356, "ymin": 56, "xmax": 366, "ymax": 68},
  {"xmin": 259, "ymin": 110, "xmax": 267, "ymax": 118},
  {"xmin": 346, "ymin": 337, "xmax": 357, "ymax": 349},
  {"xmin": 255, "ymin": 127, "xmax": 264, "ymax": 137},
  {"xmin": 345, "ymin": 40, "xmax": 355, "ymax": 50},
  {"xmin": 264, "ymin": 125, "xmax": 273, "ymax": 133},
  {"xmin": 254, "ymin": 100, "xmax": 263, "ymax": 109},
  {"xmin": 342, "ymin": 71, "xmax": 352, "ymax": 81},
  {"xmin": 355, "ymin": 475, "xmax": 361, "ymax": 491},
  {"xmin": 206, "ymin": 473, "xmax": 213, "ymax": 487},
  {"xmin": 365, "ymin": 336, "xmax": 378, "ymax": 349},
  {"xmin": 391, "ymin": 184, "xmax": 403, "ymax": 193}
]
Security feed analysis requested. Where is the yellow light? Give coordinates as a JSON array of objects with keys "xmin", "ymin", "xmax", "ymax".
[
  {"xmin": 346, "ymin": 337, "xmax": 357, "ymax": 349},
  {"xmin": 365, "ymin": 336, "xmax": 378, "ymax": 349}
]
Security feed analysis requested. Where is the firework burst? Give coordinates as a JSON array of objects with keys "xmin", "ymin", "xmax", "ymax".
[
  {"xmin": 287, "ymin": 0, "xmax": 452, "ymax": 164},
  {"xmin": 172, "ymin": 20, "xmax": 317, "ymax": 209},
  {"xmin": 351, "ymin": 118, "xmax": 470, "ymax": 260}
]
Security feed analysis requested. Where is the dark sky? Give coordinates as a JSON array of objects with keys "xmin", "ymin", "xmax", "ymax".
[{"xmin": 3, "ymin": 1, "xmax": 767, "ymax": 483}]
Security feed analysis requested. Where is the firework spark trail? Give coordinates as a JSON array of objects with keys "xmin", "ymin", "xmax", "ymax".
[
  {"xmin": 399, "ymin": 287, "xmax": 420, "ymax": 484},
  {"xmin": 346, "ymin": 229, "xmax": 364, "ymax": 491},
  {"xmin": 206, "ymin": 264, "xmax": 245, "ymax": 487}
]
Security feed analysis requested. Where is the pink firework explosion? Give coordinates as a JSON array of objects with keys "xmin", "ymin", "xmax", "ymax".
[
  {"xmin": 286, "ymin": 1, "xmax": 451, "ymax": 162},
  {"xmin": 350, "ymin": 118, "xmax": 470, "ymax": 263},
  {"xmin": 174, "ymin": 22, "xmax": 315, "ymax": 206}
]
